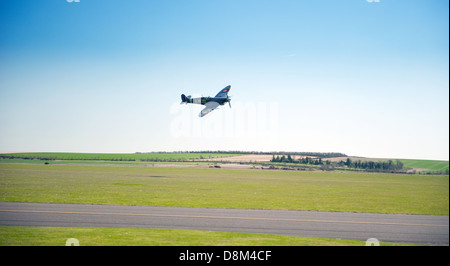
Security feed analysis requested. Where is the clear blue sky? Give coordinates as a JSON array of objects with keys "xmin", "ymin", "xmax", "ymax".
[{"xmin": 0, "ymin": 0, "xmax": 448, "ymax": 160}]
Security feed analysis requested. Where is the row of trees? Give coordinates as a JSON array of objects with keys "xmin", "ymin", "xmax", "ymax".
[
  {"xmin": 271, "ymin": 155, "xmax": 324, "ymax": 165},
  {"xmin": 343, "ymin": 158, "xmax": 404, "ymax": 171},
  {"xmin": 271, "ymin": 155, "xmax": 406, "ymax": 172},
  {"xmin": 137, "ymin": 151, "xmax": 347, "ymax": 158}
]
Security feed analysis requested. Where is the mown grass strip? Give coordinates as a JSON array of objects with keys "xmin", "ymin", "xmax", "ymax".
[{"xmin": 0, "ymin": 226, "xmax": 416, "ymax": 246}]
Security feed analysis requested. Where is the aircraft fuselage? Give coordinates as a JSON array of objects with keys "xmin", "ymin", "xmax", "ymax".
[{"xmin": 189, "ymin": 97, "xmax": 229, "ymax": 106}]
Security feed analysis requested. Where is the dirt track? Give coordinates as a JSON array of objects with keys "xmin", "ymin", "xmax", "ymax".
[
  {"xmin": 203, "ymin": 154, "xmax": 320, "ymax": 162},
  {"xmin": 204, "ymin": 154, "xmax": 274, "ymax": 162}
]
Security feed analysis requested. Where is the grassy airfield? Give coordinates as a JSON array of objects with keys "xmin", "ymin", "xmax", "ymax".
[
  {"xmin": 0, "ymin": 164, "xmax": 447, "ymax": 215},
  {"xmin": 0, "ymin": 154, "xmax": 448, "ymax": 246}
]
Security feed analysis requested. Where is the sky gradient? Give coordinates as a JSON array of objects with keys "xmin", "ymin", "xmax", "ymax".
[{"xmin": 0, "ymin": 0, "xmax": 448, "ymax": 160}]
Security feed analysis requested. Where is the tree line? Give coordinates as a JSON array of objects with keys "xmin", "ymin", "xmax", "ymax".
[
  {"xmin": 271, "ymin": 155, "xmax": 324, "ymax": 165},
  {"xmin": 344, "ymin": 158, "xmax": 404, "ymax": 171},
  {"xmin": 137, "ymin": 151, "xmax": 347, "ymax": 158},
  {"xmin": 271, "ymin": 156, "xmax": 406, "ymax": 172}
]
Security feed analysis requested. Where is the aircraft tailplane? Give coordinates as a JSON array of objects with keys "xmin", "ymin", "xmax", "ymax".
[{"xmin": 181, "ymin": 94, "xmax": 188, "ymax": 104}]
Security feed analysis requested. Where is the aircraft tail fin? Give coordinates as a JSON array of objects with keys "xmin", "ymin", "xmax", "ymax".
[
  {"xmin": 181, "ymin": 94, "xmax": 191, "ymax": 104},
  {"xmin": 181, "ymin": 94, "xmax": 187, "ymax": 103}
]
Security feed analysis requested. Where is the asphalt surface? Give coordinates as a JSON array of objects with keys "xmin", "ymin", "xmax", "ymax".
[{"xmin": 0, "ymin": 202, "xmax": 448, "ymax": 245}]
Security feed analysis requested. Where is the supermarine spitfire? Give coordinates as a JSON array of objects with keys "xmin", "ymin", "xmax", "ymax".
[{"xmin": 180, "ymin": 85, "xmax": 231, "ymax": 117}]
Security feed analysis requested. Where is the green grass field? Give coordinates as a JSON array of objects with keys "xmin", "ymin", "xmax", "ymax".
[
  {"xmin": 3, "ymin": 152, "xmax": 449, "ymax": 174},
  {"xmin": 0, "ymin": 152, "xmax": 237, "ymax": 161},
  {"xmin": 0, "ymin": 164, "xmax": 448, "ymax": 215},
  {"xmin": 1, "ymin": 163, "xmax": 447, "ymax": 246},
  {"xmin": 0, "ymin": 226, "xmax": 413, "ymax": 246},
  {"xmin": 398, "ymin": 159, "xmax": 449, "ymax": 172}
]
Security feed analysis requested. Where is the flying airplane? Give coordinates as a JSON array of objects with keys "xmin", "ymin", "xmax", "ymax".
[{"xmin": 180, "ymin": 85, "xmax": 231, "ymax": 117}]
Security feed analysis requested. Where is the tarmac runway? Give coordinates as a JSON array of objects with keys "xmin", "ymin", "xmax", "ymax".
[{"xmin": 0, "ymin": 202, "xmax": 448, "ymax": 245}]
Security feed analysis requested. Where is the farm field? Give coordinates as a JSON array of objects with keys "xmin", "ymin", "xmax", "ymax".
[
  {"xmin": 2, "ymin": 152, "xmax": 449, "ymax": 174},
  {"xmin": 398, "ymin": 159, "xmax": 449, "ymax": 172},
  {"xmin": 0, "ymin": 152, "xmax": 237, "ymax": 161},
  {"xmin": 0, "ymin": 164, "xmax": 448, "ymax": 215}
]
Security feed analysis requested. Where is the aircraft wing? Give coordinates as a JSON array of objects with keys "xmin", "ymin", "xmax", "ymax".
[
  {"xmin": 214, "ymin": 85, "xmax": 231, "ymax": 98},
  {"xmin": 199, "ymin": 101, "xmax": 220, "ymax": 117}
]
